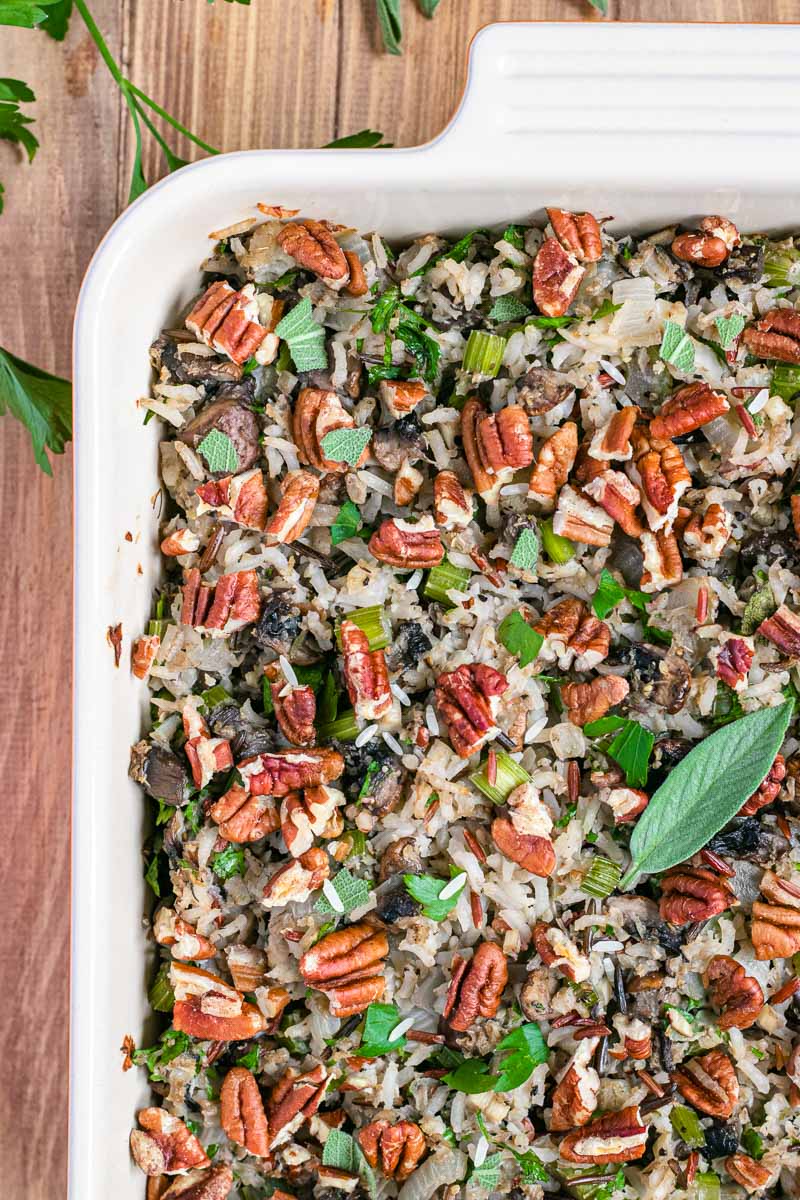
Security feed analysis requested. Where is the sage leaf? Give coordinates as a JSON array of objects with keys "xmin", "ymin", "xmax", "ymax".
[{"xmin": 621, "ymin": 699, "xmax": 794, "ymax": 888}]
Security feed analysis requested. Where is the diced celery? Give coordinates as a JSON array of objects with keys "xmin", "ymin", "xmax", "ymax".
[
  {"xmin": 670, "ymin": 1104, "xmax": 705, "ymax": 1149},
  {"xmin": 763, "ymin": 243, "xmax": 800, "ymax": 288},
  {"xmin": 317, "ymin": 710, "xmax": 360, "ymax": 743},
  {"xmin": 771, "ymin": 364, "xmax": 800, "ymax": 404},
  {"xmin": 741, "ymin": 1128, "xmax": 764, "ymax": 1160},
  {"xmin": 149, "ymin": 962, "xmax": 175, "ymax": 1013},
  {"xmin": 335, "ymin": 606, "xmax": 391, "ymax": 651},
  {"xmin": 424, "ymin": 561, "xmax": 473, "ymax": 606},
  {"xmin": 470, "ymin": 750, "xmax": 530, "ymax": 803},
  {"xmin": 540, "ymin": 518, "xmax": 575, "ymax": 564},
  {"xmin": 148, "ymin": 619, "xmax": 168, "ymax": 639},
  {"xmin": 201, "ymin": 684, "xmax": 232, "ymax": 710},
  {"xmin": 580, "ymin": 856, "xmax": 622, "ymax": 899},
  {"xmin": 690, "ymin": 1173, "xmax": 720, "ymax": 1200},
  {"xmin": 462, "ymin": 330, "xmax": 507, "ymax": 378}
]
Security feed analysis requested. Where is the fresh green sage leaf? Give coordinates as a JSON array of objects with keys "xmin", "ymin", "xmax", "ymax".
[
  {"xmin": 470, "ymin": 1152, "xmax": 504, "ymax": 1189},
  {"xmin": 320, "ymin": 426, "xmax": 372, "ymax": 467},
  {"xmin": 660, "ymin": 319, "xmax": 695, "ymax": 373},
  {"xmin": 375, "ymin": 0, "xmax": 402, "ymax": 54},
  {"xmin": 198, "ymin": 429, "xmax": 239, "ymax": 474},
  {"xmin": 715, "ymin": 312, "xmax": 745, "ymax": 350},
  {"xmin": 488, "ymin": 294, "xmax": 530, "ymax": 323},
  {"xmin": 315, "ymin": 867, "xmax": 371, "ymax": 916},
  {"xmin": 741, "ymin": 574, "xmax": 777, "ymax": 635},
  {"xmin": 510, "ymin": 528, "xmax": 539, "ymax": 573}
]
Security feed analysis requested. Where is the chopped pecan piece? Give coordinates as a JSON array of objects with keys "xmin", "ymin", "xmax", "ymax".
[
  {"xmin": 589, "ymin": 407, "xmax": 638, "ymax": 462},
  {"xmin": 264, "ymin": 470, "xmax": 320, "ymax": 545},
  {"xmin": 672, "ymin": 228, "xmax": 732, "ymax": 269},
  {"xmin": 703, "ymin": 955, "xmax": 764, "ymax": 1030},
  {"xmin": 673, "ymin": 1048, "xmax": 739, "ymax": 1118},
  {"xmin": 583, "ymin": 470, "xmax": 644, "ymax": 537},
  {"xmin": 220, "ymin": 1067, "xmax": 270, "ymax": 1157},
  {"xmin": 629, "ymin": 436, "xmax": 691, "ymax": 532},
  {"xmin": 547, "ymin": 207, "xmax": 603, "ymax": 263},
  {"xmin": 161, "ymin": 527, "xmax": 201, "ymax": 556},
  {"xmin": 281, "ymin": 785, "xmax": 345, "ymax": 856},
  {"xmin": 552, "ymin": 484, "xmax": 614, "ymax": 547},
  {"xmin": 182, "ymin": 704, "xmax": 233, "ymax": 789},
  {"xmin": 442, "ymin": 942, "xmax": 508, "ymax": 1032},
  {"xmin": 226, "ymin": 944, "xmax": 268, "ymax": 993},
  {"xmin": 741, "ymin": 754, "xmax": 785, "ymax": 816},
  {"xmin": 560, "ymin": 674, "xmax": 629, "ymax": 726},
  {"xmin": 277, "ymin": 219, "xmax": 348, "ymax": 282},
  {"xmin": 209, "ymin": 785, "xmax": 280, "ymax": 843},
  {"xmin": 369, "ymin": 516, "xmax": 444, "ymax": 569},
  {"xmin": 742, "ymin": 308, "xmax": 800, "ymax": 363},
  {"xmin": 527, "ymin": 421, "xmax": 579, "ymax": 510},
  {"xmin": 394, "ymin": 459, "xmax": 424, "ymax": 507},
  {"xmin": 264, "ymin": 663, "xmax": 316, "ymax": 747},
  {"xmin": 153, "ymin": 908, "xmax": 216, "ymax": 961},
  {"xmin": 238, "ymin": 748, "xmax": 345, "ymax": 797},
  {"xmin": 195, "ymin": 470, "xmax": 268, "ymax": 531},
  {"xmin": 725, "ymin": 1154, "xmax": 773, "ymax": 1193},
  {"xmin": 532, "ymin": 921, "xmax": 590, "ymax": 983},
  {"xmin": 131, "ymin": 1108, "xmax": 211, "ymax": 1175},
  {"xmin": 792, "ymin": 493, "xmax": 800, "ymax": 540},
  {"xmin": 181, "ymin": 568, "xmax": 261, "ymax": 631},
  {"xmin": 292, "ymin": 389, "xmax": 367, "ymax": 473},
  {"xmin": 659, "ymin": 865, "xmax": 737, "ymax": 926},
  {"xmin": 533, "ymin": 236, "xmax": 585, "ymax": 318},
  {"xmin": 683, "ymin": 503, "xmax": 732, "ymax": 561},
  {"xmin": 559, "ymin": 1105, "xmax": 648, "ymax": 1164},
  {"xmin": 757, "ymin": 603, "xmax": 800, "ymax": 657},
  {"xmin": 550, "ymin": 1037, "xmax": 600, "ymax": 1131},
  {"xmin": 614, "ymin": 1014, "xmax": 652, "ymax": 1059},
  {"xmin": 491, "ymin": 786, "xmax": 555, "ymax": 878},
  {"xmin": 341, "ymin": 618, "xmax": 393, "ymax": 721},
  {"xmin": 649, "ymin": 382, "xmax": 730, "ymax": 441},
  {"xmin": 132, "ymin": 634, "xmax": 161, "ymax": 680},
  {"xmin": 379, "ymin": 378, "xmax": 427, "ymax": 419},
  {"xmin": 185, "ymin": 281, "xmax": 268, "ymax": 364},
  {"xmin": 267, "ymin": 1064, "xmax": 327, "ymax": 1143},
  {"xmin": 171, "ymin": 964, "xmax": 267, "ymax": 1041},
  {"xmin": 476, "ymin": 404, "xmax": 534, "ymax": 472},
  {"xmin": 533, "ymin": 597, "xmax": 610, "ymax": 671},
  {"xmin": 715, "ymin": 636, "xmax": 754, "ymax": 691},
  {"xmin": 433, "ymin": 470, "xmax": 473, "ymax": 529},
  {"xmin": 357, "ymin": 1121, "xmax": 427, "ymax": 1181},
  {"xmin": 299, "ymin": 922, "xmax": 388, "ymax": 1016},
  {"xmin": 344, "ymin": 250, "xmax": 368, "ymax": 297},
  {"xmin": 434, "ymin": 663, "xmax": 508, "ymax": 757},
  {"xmin": 600, "ymin": 786, "xmax": 649, "ymax": 824},
  {"xmin": 262, "ymin": 846, "xmax": 330, "ymax": 909},
  {"xmin": 160, "ymin": 1166, "xmax": 234, "ymax": 1200},
  {"xmin": 640, "ymin": 528, "xmax": 683, "ymax": 593}
]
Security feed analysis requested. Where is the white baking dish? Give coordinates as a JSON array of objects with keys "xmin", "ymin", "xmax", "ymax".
[{"xmin": 70, "ymin": 20, "xmax": 800, "ymax": 1195}]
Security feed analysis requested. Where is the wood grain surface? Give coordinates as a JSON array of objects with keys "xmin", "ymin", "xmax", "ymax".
[{"xmin": 1, "ymin": 0, "xmax": 799, "ymax": 1194}]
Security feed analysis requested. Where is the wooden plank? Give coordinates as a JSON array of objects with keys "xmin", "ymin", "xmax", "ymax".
[
  {"xmin": 0, "ymin": 10, "xmax": 124, "ymax": 1200},
  {"xmin": 619, "ymin": 0, "xmax": 794, "ymax": 17}
]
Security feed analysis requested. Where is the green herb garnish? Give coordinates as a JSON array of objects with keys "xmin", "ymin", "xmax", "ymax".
[
  {"xmin": 210, "ymin": 843, "xmax": 246, "ymax": 880},
  {"xmin": 320, "ymin": 426, "xmax": 372, "ymax": 466},
  {"xmin": 659, "ymin": 319, "xmax": 695, "ymax": 373},
  {"xmin": 197, "ymin": 429, "xmax": 239, "ymax": 474},
  {"xmin": 493, "ymin": 1022, "xmax": 548, "ymax": 1091},
  {"xmin": 584, "ymin": 714, "xmax": 654, "ymax": 788},
  {"xmin": 488, "ymin": 294, "xmax": 530, "ymax": 323},
  {"xmin": 591, "ymin": 567, "xmax": 648, "ymax": 619},
  {"xmin": 315, "ymin": 867, "xmax": 371, "ymax": 916},
  {"xmin": 331, "ymin": 499, "xmax": 367, "ymax": 545},
  {"xmin": 715, "ymin": 313, "xmax": 745, "ymax": 349},
  {"xmin": 510, "ymin": 528, "xmax": 539, "ymax": 573},
  {"xmin": 497, "ymin": 610, "xmax": 543, "ymax": 668},
  {"xmin": 358, "ymin": 1001, "xmax": 408, "ymax": 1056},
  {"xmin": 275, "ymin": 297, "xmax": 328, "ymax": 372},
  {"xmin": 403, "ymin": 869, "xmax": 466, "ymax": 920}
]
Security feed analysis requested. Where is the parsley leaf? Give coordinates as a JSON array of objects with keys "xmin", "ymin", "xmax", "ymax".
[
  {"xmin": 396, "ymin": 319, "xmax": 440, "ymax": 382},
  {"xmin": 320, "ymin": 426, "xmax": 372, "ymax": 467},
  {"xmin": 38, "ymin": 0, "xmax": 71, "ymax": 38},
  {"xmin": 418, "ymin": 0, "xmax": 441, "ymax": 15},
  {"xmin": 412, "ymin": 229, "xmax": 486, "ymax": 277},
  {"xmin": 0, "ymin": 344, "xmax": 71, "ymax": 473},
  {"xmin": 591, "ymin": 567, "xmax": 649, "ymax": 619},
  {"xmin": 133, "ymin": 1027, "xmax": 194, "ymax": 1081},
  {"xmin": 660, "ymin": 319, "xmax": 695, "ymax": 373},
  {"xmin": 325, "ymin": 129, "xmax": 391, "ymax": 148},
  {"xmin": 275, "ymin": 297, "xmax": 328, "ymax": 372},
  {"xmin": 370, "ymin": 285, "xmax": 401, "ymax": 333},
  {"xmin": 0, "ymin": 79, "xmax": 39, "ymax": 197},
  {"xmin": 497, "ymin": 610, "xmax": 543, "ymax": 668},
  {"xmin": 507, "ymin": 1147, "xmax": 550, "ymax": 1183},
  {"xmin": 0, "ymin": 0, "xmax": 62, "ymax": 29},
  {"xmin": 588, "ymin": 0, "xmax": 609, "ymax": 14},
  {"xmin": 403, "ymin": 870, "xmax": 465, "ymax": 920},
  {"xmin": 442, "ymin": 1057, "xmax": 499, "ymax": 1094},
  {"xmin": 210, "ymin": 843, "xmax": 246, "ymax": 880},
  {"xmin": 358, "ymin": 1001, "xmax": 408, "ymax": 1056},
  {"xmin": 331, "ymin": 498, "xmax": 366, "ymax": 544},
  {"xmin": 235, "ymin": 1047, "xmax": 260, "ymax": 1070},
  {"xmin": 489, "ymin": 294, "xmax": 530, "ymax": 323},
  {"xmin": 315, "ymin": 867, "xmax": 371, "ymax": 916},
  {"xmin": 711, "ymin": 682, "xmax": 745, "ymax": 729},
  {"xmin": 197, "ymin": 428, "xmax": 239, "ymax": 474},
  {"xmin": 584, "ymin": 714, "xmax": 655, "ymax": 788},
  {"xmin": 494, "ymin": 1022, "xmax": 548, "ymax": 1092},
  {"xmin": 501, "ymin": 223, "xmax": 526, "ymax": 251}
]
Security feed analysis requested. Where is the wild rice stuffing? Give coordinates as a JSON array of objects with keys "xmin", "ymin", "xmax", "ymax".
[{"xmin": 128, "ymin": 209, "xmax": 800, "ymax": 1200}]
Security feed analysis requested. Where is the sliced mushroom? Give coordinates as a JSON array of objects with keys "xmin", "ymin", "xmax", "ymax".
[
  {"xmin": 515, "ymin": 367, "xmax": 573, "ymax": 415},
  {"xmin": 178, "ymin": 397, "xmax": 261, "ymax": 472},
  {"xmin": 372, "ymin": 413, "xmax": 426, "ymax": 472},
  {"xmin": 378, "ymin": 837, "xmax": 423, "ymax": 883},
  {"xmin": 150, "ymin": 334, "xmax": 243, "ymax": 386},
  {"xmin": 129, "ymin": 740, "xmax": 190, "ymax": 806},
  {"xmin": 519, "ymin": 966, "xmax": 557, "ymax": 1021}
]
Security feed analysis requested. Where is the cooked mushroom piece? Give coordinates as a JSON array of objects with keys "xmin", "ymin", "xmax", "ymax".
[
  {"xmin": 519, "ymin": 966, "xmax": 557, "ymax": 1021},
  {"xmin": 371, "ymin": 413, "xmax": 426, "ymax": 472},
  {"xmin": 515, "ymin": 366, "xmax": 573, "ymax": 415},
  {"xmin": 150, "ymin": 334, "xmax": 243, "ymax": 386},
  {"xmin": 129, "ymin": 740, "xmax": 190, "ymax": 806},
  {"xmin": 178, "ymin": 396, "xmax": 261, "ymax": 471},
  {"xmin": 358, "ymin": 759, "xmax": 407, "ymax": 816},
  {"xmin": 251, "ymin": 595, "xmax": 302, "ymax": 656}
]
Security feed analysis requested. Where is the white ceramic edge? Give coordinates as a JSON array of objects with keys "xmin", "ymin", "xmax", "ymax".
[{"xmin": 71, "ymin": 20, "xmax": 800, "ymax": 1197}]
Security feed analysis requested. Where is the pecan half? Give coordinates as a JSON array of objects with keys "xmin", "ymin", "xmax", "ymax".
[
  {"xmin": 195, "ymin": 470, "xmax": 268, "ymax": 532},
  {"xmin": 433, "ymin": 470, "xmax": 473, "ymax": 529},
  {"xmin": 153, "ymin": 908, "xmax": 216, "ymax": 961},
  {"xmin": 672, "ymin": 232, "xmax": 730, "ymax": 269},
  {"xmin": 589, "ymin": 407, "xmax": 639, "ymax": 461},
  {"xmin": 434, "ymin": 663, "xmax": 508, "ymax": 757},
  {"xmin": 752, "ymin": 874, "xmax": 800, "ymax": 959},
  {"xmin": 533, "ymin": 597, "xmax": 610, "ymax": 671},
  {"xmin": 600, "ymin": 786, "xmax": 649, "ymax": 824},
  {"xmin": 741, "ymin": 754, "xmax": 785, "ymax": 816},
  {"xmin": 341, "ymin": 618, "xmax": 393, "ymax": 720},
  {"xmin": 673, "ymin": 1048, "xmax": 739, "ymax": 1118},
  {"xmin": 742, "ymin": 309, "xmax": 800, "ymax": 363},
  {"xmin": 491, "ymin": 812, "xmax": 555, "ymax": 877},
  {"xmin": 131, "ymin": 1108, "xmax": 210, "ymax": 1175},
  {"xmin": 659, "ymin": 865, "xmax": 737, "ymax": 926},
  {"xmin": 220, "ymin": 1067, "xmax": 270, "ymax": 1157},
  {"xmin": 683, "ymin": 503, "xmax": 732, "ymax": 562},
  {"xmin": 550, "ymin": 1038, "xmax": 600, "ymax": 1131},
  {"xmin": 262, "ymin": 846, "xmax": 330, "ymax": 908},
  {"xmin": 132, "ymin": 634, "xmax": 161, "ymax": 680},
  {"xmin": 357, "ymin": 1121, "xmax": 427, "ymax": 1181},
  {"xmin": 560, "ymin": 674, "xmax": 629, "ymax": 726},
  {"xmin": 160, "ymin": 1167, "xmax": 234, "ymax": 1200},
  {"xmin": 533, "ymin": 236, "xmax": 585, "ymax": 318},
  {"xmin": 292, "ymin": 389, "xmax": 367, "ymax": 473},
  {"xmin": 629, "ymin": 435, "xmax": 691, "ymax": 531},
  {"xmin": 559, "ymin": 1105, "xmax": 648, "ymax": 1164},
  {"xmin": 715, "ymin": 636, "xmax": 754, "ymax": 691},
  {"xmin": 527, "ymin": 421, "xmax": 579, "ymax": 510},
  {"xmin": 725, "ymin": 1154, "xmax": 773, "ymax": 1193},
  {"xmin": 277, "ymin": 219, "xmax": 348, "ymax": 282},
  {"xmin": 299, "ymin": 922, "xmax": 388, "ymax": 1017},
  {"xmin": 552, "ymin": 485, "xmax": 614, "ymax": 547},
  {"xmin": 264, "ymin": 662, "xmax": 316, "ymax": 746},
  {"xmin": 547, "ymin": 208, "xmax": 603, "ymax": 263},
  {"xmin": 640, "ymin": 527, "xmax": 683, "ymax": 593},
  {"xmin": 704, "ymin": 955, "xmax": 764, "ymax": 1030},
  {"xmin": 209, "ymin": 785, "xmax": 280, "ymax": 842},
  {"xmin": 185, "ymin": 281, "xmax": 268, "ymax": 364},
  {"xmin": 532, "ymin": 921, "xmax": 590, "ymax": 983},
  {"xmin": 461, "ymin": 397, "xmax": 498, "ymax": 499},
  {"xmin": 368, "ymin": 516, "xmax": 444, "ymax": 569},
  {"xmin": 264, "ymin": 470, "xmax": 320, "ymax": 545},
  {"xmin": 379, "ymin": 378, "xmax": 427, "ymax": 419},
  {"xmin": 267, "ymin": 1064, "xmax": 327, "ymax": 1143},
  {"xmin": 442, "ymin": 942, "xmax": 508, "ymax": 1031},
  {"xmin": 757, "ymin": 603, "xmax": 800, "ymax": 657},
  {"xmin": 281, "ymin": 785, "xmax": 345, "ymax": 856},
  {"xmin": 649, "ymin": 382, "xmax": 730, "ymax": 441},
  {"xmin": 583, "ymin": 470, "xmax": 644, "ymax": 537},
  {"xmin": 171, "ymin": 964, "xmax": 267, "ymax": 1041},
  {"xmin": 238, "ymin": 748, "xmax": 345, "ymax": 797},
  {"xmin": 476, "ymin": 404, "xmax": 534, "ymax": 473},
  {"xmin": 161, "ymin": 527, "xmax": 201, "ymax": 557}
]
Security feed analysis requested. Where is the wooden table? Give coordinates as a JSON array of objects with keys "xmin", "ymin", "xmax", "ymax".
[{"xmin": 1, "ymin": 0, "xmax": 798, "ymax": 1193}]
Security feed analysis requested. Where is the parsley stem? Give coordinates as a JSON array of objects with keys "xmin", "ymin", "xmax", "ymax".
[
  {"xmin": 125, "ymin": 83, "xmax": 220, "ymax": 156},
  {"xmin": 72, "ymin": 0, "xmax": 124, "ymax": 85}
]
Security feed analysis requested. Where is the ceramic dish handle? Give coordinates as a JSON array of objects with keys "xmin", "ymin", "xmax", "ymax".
[{"xmin": 440, "ymin": 21, "xmax": 800, "ymax": 187}]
